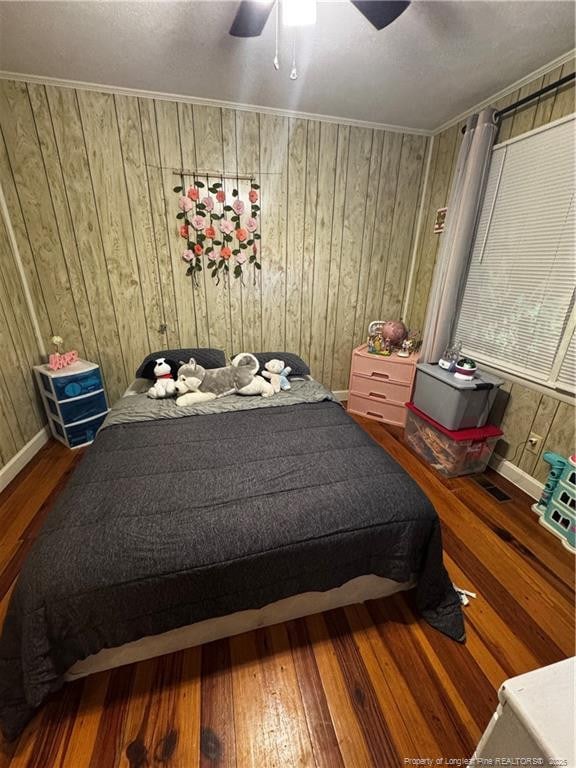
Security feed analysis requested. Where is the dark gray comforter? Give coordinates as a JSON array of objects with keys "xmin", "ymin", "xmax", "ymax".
[{"xmin": 0, "ymin": 385, "xmax": 463, "ymax": 740}]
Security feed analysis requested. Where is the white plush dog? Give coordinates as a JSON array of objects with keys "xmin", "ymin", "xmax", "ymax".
[{"xmin": 146, "ymin": 358, "xmax": 177, "ymax": 399}]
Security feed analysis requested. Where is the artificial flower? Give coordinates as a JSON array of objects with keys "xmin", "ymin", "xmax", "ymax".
[
  {"xmin": 220, "ymin": 219, "xmax": 234, "ymax": 235},
  {"xmin": 246, "ymin": 217, "xmax": 258, "ymax": 232},
  {"xmin": 220, "ymin": 246, "xmax": 232, "ymax": 260},
  {"xmin": 178, "ymin": 196, "xmax": 193, "ymax": 212},
  {"xmin": 216, "ymin": 190, "xmax": 226, "ymax": 203},
  {"xmin": 202, "ymin": 196, "xmax": 214, "ymax": 212},
  {"xmin": 194, "ymin": 244, "xmax": 203, "ymax": 256},
  {"xmin": 191, "ymin": 215, "xmax": 205, "ymax": 231},
  {"xmin": 179, "ymin": 224, "xmax": 189, "ymax": 238},
  {"xmin": 204, "ymin": 226, "xmax": 216, "ymax": 239},
  {"xmin": 249, "ymin": 189, "xmax": 259, "ymax": 203},
  {"xmin": 232, "ymin": 199, "xmax": 245, "ymax": 215},
  {"xmin": 182, "ymin": 249, "xmax": 194, "ymax": 262},
  {"xmin": 235, "ymin": 253, "xmax": 247, "ymax": 265},
  {"xmin": 235, "ymin": 228, "xmax": 248, "ymax": 242},
  {"xmin": 187, "ymin": 186, "xmax": 199, "ymax": 201}
]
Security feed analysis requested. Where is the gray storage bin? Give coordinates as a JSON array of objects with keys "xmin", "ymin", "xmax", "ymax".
[{"xmin": 413, "ymin": 363, "xmax": 503, "ymax": 430}]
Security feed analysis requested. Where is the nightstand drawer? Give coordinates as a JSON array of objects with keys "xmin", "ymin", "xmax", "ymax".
[
  {"xmin": 347, "ymin": 393, "xmax": 407, "ymax": 427},
  {"xmin": 351, "ymin": 353, "xmax": 414, "ymax": 385},
  {"xmin": 51, "ymin": 413, "xmax": 107, "ymax": 448},
  {"xmin": 349, "ymin": 374, "xmax": 411, "ymax": 404},
  {"xmin": 59, "ymin": 391, "xmax": 108, "ymax": 425},
  {"xmin": 52, "ymin": 369, "xmax": 103, "ymax": 401}
]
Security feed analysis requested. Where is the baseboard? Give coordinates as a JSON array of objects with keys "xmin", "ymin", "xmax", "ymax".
[
  {"xmin": 0, "ymin": 427, "xmax": 50, "ymax": 493},
  {"xmin": 332, "ymin": 390, "xmax": 349, "ymax": 402},
  {"xmin": 489, "ymin": 454, "xmax": 544, "ymax": 501}
]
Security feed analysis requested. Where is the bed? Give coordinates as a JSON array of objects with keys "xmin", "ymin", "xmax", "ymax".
[{"xmin": 0, "ymin": 375, "xmax": 464, "ymax": 740}]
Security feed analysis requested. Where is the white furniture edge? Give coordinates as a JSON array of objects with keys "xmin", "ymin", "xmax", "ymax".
[
  {"xmin": 489, "ymin": 455, "xmax": 544, "ymax": 501},
  {"xmin": 66, "ymin": 574, "xmax": 415, "ymax": 680},
  {"xmin": 0, "ymin": 426, "xmax": 49, "ymax": 494}
]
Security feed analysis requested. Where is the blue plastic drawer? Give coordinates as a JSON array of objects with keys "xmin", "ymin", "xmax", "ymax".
[
  {"xmin": 59, "ymin": 392, "xmax": 108, "ymax": 425},
  {"xmin": 53, "ymin": 369, "xmax": 103, "ymax": 401},
  {"xmin": 65, "ymin": 414, "xmax": 106, "ymax": 447}
]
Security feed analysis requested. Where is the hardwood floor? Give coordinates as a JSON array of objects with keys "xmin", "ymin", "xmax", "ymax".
[{"xmin": 0, "ymin": 421, "xmax": 574, "ymax": 768}]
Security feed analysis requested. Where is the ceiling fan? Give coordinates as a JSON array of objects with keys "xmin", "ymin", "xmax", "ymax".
[{"xmin": 229, "ymin": 0, "xmax": 411, "ymax": 38}]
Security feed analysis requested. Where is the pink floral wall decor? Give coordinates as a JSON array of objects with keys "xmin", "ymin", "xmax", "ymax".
[{"xmin": 174, "ymin": 177, "xmax": 261, "ymax": 287}]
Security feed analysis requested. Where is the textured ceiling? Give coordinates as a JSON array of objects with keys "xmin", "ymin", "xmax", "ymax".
[{"xmin": 0, "ymin": 0, "xmax": 574, "ymax": 131}]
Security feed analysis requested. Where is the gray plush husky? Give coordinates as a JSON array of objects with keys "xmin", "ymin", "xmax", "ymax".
[{"xmin": 174, "ymin": 353, "xmax": 273, "ymax": 406}]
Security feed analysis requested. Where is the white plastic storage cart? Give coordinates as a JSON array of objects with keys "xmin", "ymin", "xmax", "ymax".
[
  {"xmin": 473, "ymin": 658, "xmax": 575, "ymax": 765},
  {"xmin": 413, "ymin": 363, "xmax": 503, "ymax": 430},
  {"xmin": 34, "ymin": 360, "xmax": 109, "ymax": 449}
]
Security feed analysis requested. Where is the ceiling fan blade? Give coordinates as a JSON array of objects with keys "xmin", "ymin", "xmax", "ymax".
[
  {"xmin": 229, "ymin": 1, "xmax": 275, "ymax": 37},
  {"xmin": 351, "ymin": 0, "xmax": 410, "ymax": 30}
]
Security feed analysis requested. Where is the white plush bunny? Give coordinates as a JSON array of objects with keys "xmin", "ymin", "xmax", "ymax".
[{"xmin": 262, "ymin": 359, "xmax": 292, "ymax": 393}]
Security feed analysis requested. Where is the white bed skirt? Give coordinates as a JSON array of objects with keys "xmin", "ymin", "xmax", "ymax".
[{"xmin": 66, "ymin": 573, "xmax": 415, "ymax": 680}]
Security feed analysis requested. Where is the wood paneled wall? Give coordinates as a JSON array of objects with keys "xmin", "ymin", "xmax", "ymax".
[
  {"xmin": 0, "ymin": 79, "xmax": 428, "ymax": 469},
  {"xmin": 0, "ymin": 209, "xmax": 45, "ymax": 468},
  {"xmin": 405, "ymin": 57, "xmax": 576, "ymax": 483}
]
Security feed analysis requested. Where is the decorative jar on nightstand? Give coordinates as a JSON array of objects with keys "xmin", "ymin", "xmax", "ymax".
[
  {"xmin": 347, "ymin": 344, "xmax": 419, "ymax": 427},
  {"xmin": 33, "ymin": 359, "xmax": 109, "ymax": 449}
]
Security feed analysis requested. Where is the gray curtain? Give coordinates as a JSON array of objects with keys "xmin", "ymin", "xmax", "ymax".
[{"xmin": 420, "ymin": 107, "xmax": 498, "ymax": 363}]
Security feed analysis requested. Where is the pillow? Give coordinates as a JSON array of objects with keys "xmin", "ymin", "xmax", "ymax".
[
  {"xmin": 136, "ymin": 348, "xmax": 226, "ymax": 378},
  {"xmin": 249, "ymin": 352, "xmax": 310, "ymax": 377}
]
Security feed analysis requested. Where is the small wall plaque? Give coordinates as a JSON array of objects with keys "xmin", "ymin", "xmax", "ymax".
[{"xmin": 434, "ymin": 207, "xmax": 447, "ymax": 234}]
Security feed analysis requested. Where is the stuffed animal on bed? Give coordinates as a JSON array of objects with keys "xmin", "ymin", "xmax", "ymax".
[
  {"xmin": 174, "ymin": 353, "xmax": 273, "ymax": 406},
  {"xmin": 262, "ymin": 359, "xmax": 292, "ymax": 393},
  {"xmin": 141, "ymin": 357, "xmax": 179, "ymax": 399}
]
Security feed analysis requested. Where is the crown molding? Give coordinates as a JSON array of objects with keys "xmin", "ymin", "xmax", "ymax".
[
  {"xmin": 0, "ymin": 70, "xmax": 433, "ymax": 136},
  {"xmin": 434, "ymin": 48, "xmax": 575, "ymax": 135}
]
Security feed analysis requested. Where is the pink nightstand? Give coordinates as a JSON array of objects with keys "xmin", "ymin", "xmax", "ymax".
[{"xmin": 347, "ymin": 344, "xmax": 419, "ymax": 427}]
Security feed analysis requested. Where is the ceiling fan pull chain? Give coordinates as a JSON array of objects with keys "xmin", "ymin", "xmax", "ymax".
[
  {"xmin": 290, "ymin": 36, "xmax": 298, "ymax": 80},
  {"xmin": 273, "ymin": 1, "xmax": 280, "ymax": 70}
]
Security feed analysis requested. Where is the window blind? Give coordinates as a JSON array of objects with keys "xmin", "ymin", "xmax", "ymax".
[{"xmin": 454, "ymin": 116, "xmax": 576, "ymax": 391}]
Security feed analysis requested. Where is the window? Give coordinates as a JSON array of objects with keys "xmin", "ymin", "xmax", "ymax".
[{"xmin": 454, "ymin": 115, "xmax": 575, "ymax": 395}]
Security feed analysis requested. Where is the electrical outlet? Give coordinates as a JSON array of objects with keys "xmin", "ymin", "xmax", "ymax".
[{"xmin": 526, "ymin": 432, "xmax": 543, "ymax": 455}]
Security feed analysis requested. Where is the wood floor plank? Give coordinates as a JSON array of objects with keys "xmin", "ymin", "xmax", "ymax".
[
  {"xmin": 322, "ymin": 608, "xmax": 400, "ymax": 766},
  {"xmin": 284, "ymin": 619, "xmax": 344, "ymax": 768},
  {"xmin": 304, "ymin": 613, "xmax": 373, "ymax": 768},
  {"xmin": 229, "ymin": 627, "xmax": 314, "ymax": 768},
  {"xmin": 88, "ymin": 665, "xmax": 136, "ymax": 768},
  {"xmin": 0, "ymin": 444, "xmax": 79, "ymax": 549},
  {"xmin": 200, "ymin": 639, "xmax": 236, "ymax": 768},
  {"xmin": 60, "ymin": 672, "xmax": 110, "ymax": 768},
  {"xmin": 117, "ymin": 650, "xmax": 201, "ymax": 768},
  {"xmin": 344, "ymin": 602, "xmax": 440, "ymax": 758},
  {"xmin": 396, "ymin": 594, "xmax": 493, "ymax": 740},
  {"xmin": 27, "ymin": 683, "xmax": 84, "ymax": 768},
  {"xmin": 451, "ymin": 481, "xmax": 574, "ymax": 596},
  {"xmin": 443, "ymin": 553, "xmax": 543, "ymax": 676},
  {"xmin": 366, "ymin": 597, "xmax": 473, "ymax": 756}
]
